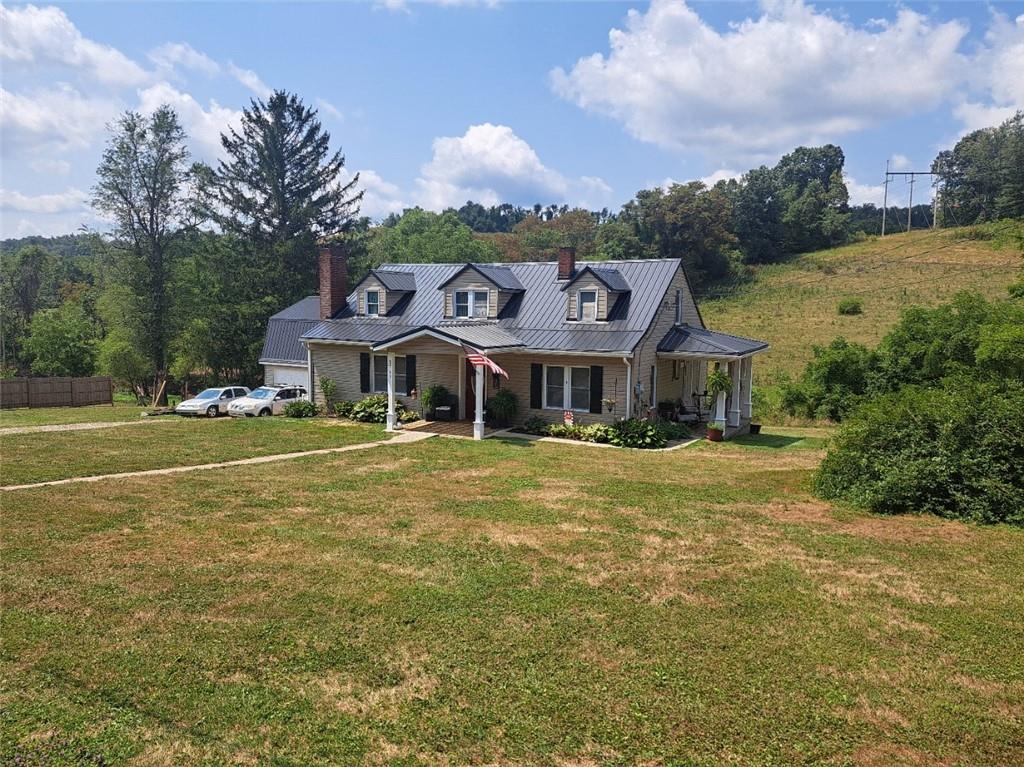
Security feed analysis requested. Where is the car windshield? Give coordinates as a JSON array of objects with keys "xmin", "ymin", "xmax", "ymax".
[
  {"xmin": 248, "ymin": 388, "xmax": 274, "ymax": 400},
  {"xmin": 195, "ymin": 389, "xmax": 221, "ymax": 400}
]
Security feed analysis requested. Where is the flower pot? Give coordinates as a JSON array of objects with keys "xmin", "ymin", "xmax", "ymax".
[{"xmin": 706, "ymin": 427, "xmax": 723, "ymax": 442}]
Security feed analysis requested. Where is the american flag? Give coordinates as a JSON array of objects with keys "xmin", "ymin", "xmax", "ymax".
[{"xmin": 462, "ymin": 344, "xmax": 508, "ymax": 379}]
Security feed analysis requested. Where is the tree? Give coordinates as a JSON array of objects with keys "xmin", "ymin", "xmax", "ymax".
[
  {"xmin": 93, "ymin": 106, "xmax": 194, "ymax": 401},
  {"xmin": 98, "ymin": 333, "xmax": 152, "ymax": 401},
  {"xmin": 199, "ymin": 90, "xmax": 362, "ymax": 304},
  {"xmin": 23, "ymin": 303, "xmax": 98, "ymax": 377},
  {"xmin": 725, "ymin": 166, "xmax": 785, "ymax": 263},
  {"xmin": 595, "ymin": 220, "xmax": 652, "ymax": 261},
  {"xmin": 363, "ymin": 209, "xmax": 498, "ymax": 280},
  {"xmin": 774, "ymin": 145, "xmax": 849, "ymax": 253}
]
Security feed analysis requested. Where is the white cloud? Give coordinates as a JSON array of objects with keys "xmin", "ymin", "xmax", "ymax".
[
  {"xmin": 30, "ymin": 157, "xmax": 72, "ymax": 175},
  {"xmin": 845, "ymin": 175, "xmax": 885, "ymax": 206},
  {"xmin": 349, "ymin": 169, "xmax": 407, "ymax": 220},
  {"xmin": 0, "ymin": 84, "xmax": 121, "ymax": 152},
  {"xmin": 0, "ymin": 186, "xmax": 89, "ymax": 214},
  {"xmin": 316, "ymin": 98, "xmax": 345, "ymax": 122},
  {"xmin": 416, "ymin": 123, "xmax": 570, "ymax": 208},
  {"xmin": 137, "ymin": 82, "xmax": 241, "ymax": 159},
  {"xmin": 889, "ymin": 154, "xmax": 911, "ymax": 171},
  {"xmin": 228, "ymin": 63, "xmax": 271, "ymax": 99},
  {"xmin": 700, "ymin": 168, "xmax": 742, "ymax": 186},
  {"xmin": 0, "ymin": 4, "xmax": 149, "ymax": 87},
  {"xmin": 149, "ymin": 42, "xmax": 220, "ymax": 78},
  {"xmin": 551, "ymin": 0, "xmax": 969, "ymax": 160}
]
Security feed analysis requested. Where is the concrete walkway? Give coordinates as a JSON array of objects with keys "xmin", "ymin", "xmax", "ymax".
[
  {"xmin": 0, "ymin": 419, "xmax": 158, "ymax": 436},
  {"xmin": 1, "ymin": 430, "xmax": 434, "ymax": 492}
]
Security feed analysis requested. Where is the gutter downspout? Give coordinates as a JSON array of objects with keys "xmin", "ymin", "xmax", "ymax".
[
  {"xmin": 306, "ymin": 343, "xmax": 314, "ymax": 403},
  {"xmin": 622, "ymin": 356, "xmax": 632, "ymax": 420}
]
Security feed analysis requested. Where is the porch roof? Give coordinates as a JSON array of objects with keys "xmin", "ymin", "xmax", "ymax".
[
  {"xmin": 657, "ymin": 324, "xmax": 769, "ymax": 358},
  {"xmin": 370, "ymin": 322, "xmax": 525, "ymax": 352}
]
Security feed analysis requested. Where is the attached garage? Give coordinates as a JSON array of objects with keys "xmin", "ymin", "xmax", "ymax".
[{"xmin": 263, "ymin": 363, "xmax": 309, "ymax": 387}]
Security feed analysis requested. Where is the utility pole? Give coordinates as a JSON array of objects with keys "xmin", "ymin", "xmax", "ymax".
[
  {"xmin": 881, "ymin": 159, "xmax": 890, "ymax": 237},
  {"xmin": 931, "ymin": 177, "xmax": 939, "ymax": 229},
  {"xmin": 906, "ymin": 174, "xmax": 915, "ymax": 233}
]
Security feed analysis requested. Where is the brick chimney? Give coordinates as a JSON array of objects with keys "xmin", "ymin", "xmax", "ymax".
[
  {"xmin": 557, "ymin": 246, "xmax": 576, "ymax": 281},
  {"xmin": 318, "ymin": 243, "xmax": 347, "ymax": 320}
]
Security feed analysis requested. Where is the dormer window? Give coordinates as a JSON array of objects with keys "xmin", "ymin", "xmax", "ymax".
[
  {"xmin": 455, "ymin": 289, "xmax": 489, "ymax": 319},
  {"xmin": 366, "ymin": 289, "xmax": 381, "ymax": 317},
  {"xmin": 578, "ymin": 290, "xmax": 597, "ymax": 322}
]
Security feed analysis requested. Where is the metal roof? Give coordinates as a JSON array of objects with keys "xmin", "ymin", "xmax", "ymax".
[
  {"xmin": 657, "ymin": 325, "xmax": 770, "ymax": 357},
  {"xmin": 269, "ymin": 296, "xmax": 319, "ymax": 320},
  {"xmin": 372, "ymin": 323, "xmax": 526, "ymax": 352},
  {"xmin": 562, "ymin": 265, "xmax": 631, "ymax": 293},
  {"xmin": 371, "ymin": 269, "xmax": 417, "ymax": 292},
  {"xmin": 260, "ymin": 318, "xmax": 320, "ymax": 364},
  {"xmin": 298, "ymin": 259, "xmax": 683, "ymax": 354},
  {"xmin": 438, "ymin": 263, "xmax": 524, "ymax": 291}
]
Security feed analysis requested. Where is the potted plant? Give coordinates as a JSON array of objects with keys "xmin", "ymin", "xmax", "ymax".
[
  {"xmin": 706, "ymin": 420, "xmax": 725, "ymax": 442},
  {"xmin": 420, "ymin": 384, "xmax": 448, "ymax": 421},
  {"xmin": 705, "ymin": 367, "xmax": 732, "ymax": 419},
  {"xmin": 601, "ymin": 397, "xmax": 617, "ymax": 413},
  {"xmin": 486, "ymin": 388, "xmax": 518, "ymax": 428}
]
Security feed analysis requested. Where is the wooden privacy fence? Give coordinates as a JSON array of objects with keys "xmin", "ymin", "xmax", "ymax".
[{"xmin": 0, "ymin": 376, "xmax": 113, "ymax": 409}]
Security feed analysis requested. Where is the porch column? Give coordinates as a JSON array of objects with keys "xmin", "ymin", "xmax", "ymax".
[
  {"xmin": 741, "ymin": 357, "xmax": 753, "ymax": 421},
  {"xmin": 713, "ymin": 362, "xmax": 727, "ymax": 423},
  {"xmin": 728, "ymin": 359, "xmax": 742, "ymax": 427},
  {"xmin": 473, "ymin": 363, "xmax": 485, "ymax": 440},
  {"xmin": 385, "ymin": 352, "xmax": 398, "ymax": 431}
]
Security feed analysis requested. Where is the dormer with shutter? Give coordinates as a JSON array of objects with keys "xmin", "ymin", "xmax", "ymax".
[
  {"xmin": 438, "ymin": 263, "xmax": 525, "ymax": 320},
  {"xmin": 352, "ymin": 269, "xmax": 416, "ymax": 317},
  {"xmin": 561, "ymin": 265, "xmax": 630, "ymax": 323}
]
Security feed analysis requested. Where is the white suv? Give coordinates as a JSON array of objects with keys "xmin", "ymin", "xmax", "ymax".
[{"xmin": 228, "ymin": 385, "xmax": 308, "ymax": 417}]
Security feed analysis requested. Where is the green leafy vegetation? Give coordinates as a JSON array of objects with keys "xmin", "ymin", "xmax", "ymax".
[
  {"xmin": 837, "ymin": 297, "xmax": 863, "ymax": 315},
  {"xmin": 282, "ymin": 400, "xmax": 319, "ymax": 418}
]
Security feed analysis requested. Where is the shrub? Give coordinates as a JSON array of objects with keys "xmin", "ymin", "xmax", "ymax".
[
  {"xmin": 780, "ymin": 337, "xmax": 877, "ymax": 421},
  {"xmin": 522, "ymin": 415, "xmax": 549, "ymax": 435},
  {"xmin": 579, "ymin": 423, "xmax": 614, "ymax": 443},
  {"xmin": 319, "ymin": 376, "xmax": 339, "ymax": 409},
  {"xmin": 546, "ymin": 423, "xmax": 581, "ymax": 439},
  {"xmin": 349, "ymin": 393, "xmax": 416, "ymax": 423},
  {"xmin": 655, "ymin": 420, "xmax": 691, "ymax": 442},
  {"xmin": 837, "ymin": 297, "xmax": 863, "ymax": 315},
  {"xmin": 283, "ymin": 400, "xmax": 319, "ymax": 418},
  {"xmin": 814, "ymin": 378, "xmax": 1024, "ymax": 525},
  {"xmin": 333, "ymin": 400, "xmax": 355, "ymax": 418},
  {"xmin": 486, "ymin": 388, "xmax": 518, "ymax": 425},
  {"xmin": 609, "ymin": 419, "xmax": 668, "ymax": 449},
  {"xmin": 420, "ymin": 384, "xmax": 448, "ymax": 414}
]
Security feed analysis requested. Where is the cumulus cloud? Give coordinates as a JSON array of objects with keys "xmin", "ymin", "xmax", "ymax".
[
  {"xmin": 0, "ymin": 4, "xmax": 149, "ymax": 87},
  {"xmin": 228, "ymin": 63, "xmax": 271, "ymax": 99},
  {"xmin": 347, "ymin": 169, "xmax": 408, "ymax": 219},
  {"xmin": 0, "ymin": 186, "xmax": 89, "ymax": 214},
  {"xmin": 700, "ymin": 168, "xmax": 742, "ymax": 186},
  {"xmin": 149, "ymin": 42, "xmax": 220, "ymax": 78},
  {"xmin": 137, "ymin": 82, "xmax": 241, "ymax": 159},
  {"xmin": 0, "ymin": 84, "xmax": 121, "ymax": 152},
  {"xmin": 551, "ymin": 0, "xmax": 969, "ymax": 160},
  {"xmin": 845, "ymin": 175, "xmax": 885, "ymax": 206},
  {"xmin": 30, "ymin": 158, "xmax": 72, "ymax": 176}
]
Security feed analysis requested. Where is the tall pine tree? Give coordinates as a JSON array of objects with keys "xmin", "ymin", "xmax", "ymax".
[{"xmin": 199, "ymin": 90, "xmax": 363, "ymax": 305}]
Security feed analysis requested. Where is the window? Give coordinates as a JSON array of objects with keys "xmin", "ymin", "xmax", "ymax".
[
  {"xmin": 543, "ymin": 364, "xmax": 591, "ymax": 411},
  {"xmin": 365, "ymin": 289, "xmax": 380, "ymax": 316},
  {"xmin": 372, "ymin": 354, "xmax": 407, "ymax": 394},
  {"xmin": 578, "ymin": 290, "xmax": 597, "ymax": 322},
  {"xmin": 454, "ymin": 289, "xmax": 489, "ymax": 319}
]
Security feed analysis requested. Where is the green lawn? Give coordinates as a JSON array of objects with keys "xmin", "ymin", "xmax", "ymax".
[
  {"xmin": 3, "ymin": 430, "xmax": 1021, "ymax": 765},
  {"xmin": 0, "ymin": 418, "xmax": 386, "ymax": 486},
  {"xmin": 0, "ymin": 403, "xmax": 149, "ymax": 429}
]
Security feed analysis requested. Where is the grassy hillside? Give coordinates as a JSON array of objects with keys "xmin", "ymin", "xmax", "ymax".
[{"xmin": 701, "ymin": 222, "xmax": 1024, "ymax": 386}]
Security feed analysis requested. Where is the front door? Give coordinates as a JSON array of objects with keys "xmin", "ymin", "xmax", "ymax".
[{"xmin": 465, "ymin": 360, "xmax": 477, "ymax": 421}]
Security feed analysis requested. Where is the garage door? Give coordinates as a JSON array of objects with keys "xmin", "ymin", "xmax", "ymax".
[{"xmin": 265, "ymin": 365, "xmax": 308, "ymax": 387}]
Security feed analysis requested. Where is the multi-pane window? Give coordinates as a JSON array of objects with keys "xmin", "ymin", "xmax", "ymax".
[
  {"xmin": 578, "ymin": 290, "xmax": 597, "ymax": 322},
  {"xmin": 366, "ymin": 290, "xmax": 380, "ymax": 316},
  {"xmin": 543, "ymin": 365, "xmax": 591, "ymax": 411},
  {"xmin": 372, "ymin": 354, "xmax": 407, "ymax": 394},
  {"xmin": 454, "ymin": 290, "xmax": 489, "ymax": 318}
]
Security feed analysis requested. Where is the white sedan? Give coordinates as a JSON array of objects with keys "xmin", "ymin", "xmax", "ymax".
[
  {"xmin": 228, "ymin": 385, "xmax": 308, "ymax": 417},
  {"xmin": 175, "ymin": 386, "xmax": 251, "ymax": 418}
]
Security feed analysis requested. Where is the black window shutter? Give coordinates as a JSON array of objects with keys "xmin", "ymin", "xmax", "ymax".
[
  {"xmin": 530, "ymin": 363, "xmax": 543, "ymax": 409},
  {"xmin": 589, "ymin": 365, "xmax": 604, "ymax": 414},
  {"xmin": 405, "ymin": 355, "xmax": 416, "ymax": 395},
  {"xmin": 359, "ymin": 352, "xmax": 370, "ymax": 393}
]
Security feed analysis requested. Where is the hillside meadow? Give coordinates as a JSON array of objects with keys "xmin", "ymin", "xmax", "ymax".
[{"xmin": 701, "ymin": 222, "xmax": 1024, "ymax": 387}]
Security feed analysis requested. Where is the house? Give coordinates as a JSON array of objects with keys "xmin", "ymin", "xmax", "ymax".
[{"xmin": 261, "ymin": 244, "xmax": 769, "ymax": 439}]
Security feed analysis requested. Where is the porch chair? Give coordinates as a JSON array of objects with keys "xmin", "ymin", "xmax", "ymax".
[{"xmin": 433, "ymin": 393, "xmax": 459, "ymax": 422}]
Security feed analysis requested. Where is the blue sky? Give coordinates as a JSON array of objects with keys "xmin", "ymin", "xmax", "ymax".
[{"xmin": 1, "ymin": 0, "xmax": 1022, "ymax": 237}]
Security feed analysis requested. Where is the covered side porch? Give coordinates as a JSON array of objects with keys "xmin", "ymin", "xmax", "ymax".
[{"xmin": 655, "ymin": 325, "xmax": 770, "ymax": 437}]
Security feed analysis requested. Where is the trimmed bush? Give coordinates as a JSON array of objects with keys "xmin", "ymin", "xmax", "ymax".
[
  {"xmin": 814, "ymin": 378, "xmax": 1024, "ymax": 525},
  {"xmin": 486, "ymin": 388, "xmax": 518, "ymax": 426},
  {"xmin": 609, "ymin": 419, "xmax": 668, "ymax": 449},
  {"xmin": 349, "ymin": 393, "xmax": 416, "ymax": 424},
  {"xmin": 837, "ymin": 297, "xmax": 863, "ymax": 315},
  {"xmin": 333, "ymin": 400, "xmax": 355, "ymax": 418},
  {"xmin": 283, "ymin": 400, "xmax": 319, "ymax": 418},
  {"xmin": 523, "ymin": 415, "xmax": 549, "ymax": 435}
]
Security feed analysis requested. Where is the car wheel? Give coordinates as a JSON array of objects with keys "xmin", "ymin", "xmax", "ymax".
[
  {"xmin": 259, "ymin": 408, "xmax": 271, "ymax": 417},
  {"xmin": 206, "ymin": 405, "xmax": 219, "ymax": 418}
]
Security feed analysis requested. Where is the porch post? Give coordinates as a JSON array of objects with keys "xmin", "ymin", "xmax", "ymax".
[
  {"xmin": 728, "ymin": 359, "xmax": 742, "ymax": 427},
  {"xmin": 741, "ymin": 357, "xmax": 753, "ymax": 421},
  {"xmin": 473, "ymin": 363, "xmax": 485, "ymax": 440},
  {"xmin": 385, "ymin": 352, "xmax": 398, "ymax": 431},
  {"xmin": 713, "ymin": 362, "xmax": 727, "ymax": 423}
]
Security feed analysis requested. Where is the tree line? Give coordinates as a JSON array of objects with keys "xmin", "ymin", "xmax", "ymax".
[{"xmin": 1, "ymin": 94, "xmax": 1020, "ymax": 399}]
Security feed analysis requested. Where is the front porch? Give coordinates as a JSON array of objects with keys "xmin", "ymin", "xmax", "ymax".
[{"xmin": 402, "ymin": 419, "xmax": 498, "ymax": 439}]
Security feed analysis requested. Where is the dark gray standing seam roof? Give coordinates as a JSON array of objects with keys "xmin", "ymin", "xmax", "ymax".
[
  {"xmin": 562, "ymin": 265, "xmax": 631, "ymax": 293},
  {"xmin": 300, "ymin": 259, "xmax": 684, "ymax": 354},
  {"xmin": 657, "ymin": 325, "xmax": 770, "ymax": 357},
  {"xmin": 370, "ymin": 270, "xmax": 417, "ymax": 292},
  {"xmin": 260, "ymin": 296, "xmax": 320, "ymax": 364},
  {"xmin": 438, "ymin": 263, "xmax": 524, "ymax": 291}
]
